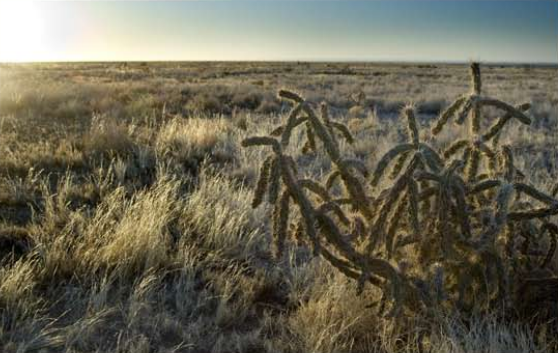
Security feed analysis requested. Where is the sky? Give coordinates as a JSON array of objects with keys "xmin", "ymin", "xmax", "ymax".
[{"xmin": 0, "ymin": 0, "xmax": 556, "ymax": 63}]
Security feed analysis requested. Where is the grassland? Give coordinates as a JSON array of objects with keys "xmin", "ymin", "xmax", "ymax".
[{"xmin": 0, "ymin": 61, "xmax": 557, "ymax": 352}]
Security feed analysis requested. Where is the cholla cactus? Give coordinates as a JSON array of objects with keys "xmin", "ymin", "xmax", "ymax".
[
  {"xmin": 432, "ymin": 63, "xmax": 532, "ymax": 182},
  {"xmin": 241, "ymin": 63, "xmax": 558, "ymax": 317}
]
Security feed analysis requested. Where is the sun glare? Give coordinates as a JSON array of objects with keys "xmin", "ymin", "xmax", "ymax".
[{"xmin": 0, "ymin": 1, "xmax": 44, "ymax": 62}]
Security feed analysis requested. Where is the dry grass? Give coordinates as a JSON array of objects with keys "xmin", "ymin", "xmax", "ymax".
[{"xmin": 0, "ymin": 61, "xmax": 556, "ymax": 353}]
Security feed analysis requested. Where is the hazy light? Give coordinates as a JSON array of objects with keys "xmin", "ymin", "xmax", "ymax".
[{"xmin": 0, "ymin": 1, "xmax": 45, "ymax": 62}]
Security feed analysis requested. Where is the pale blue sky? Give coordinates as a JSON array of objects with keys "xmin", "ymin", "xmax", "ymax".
[{"xmin": 0, "ymin": 1, "xmax": 556, "ymax": 63}]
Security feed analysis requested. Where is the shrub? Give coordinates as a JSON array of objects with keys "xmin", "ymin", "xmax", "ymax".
[{"xmin": 242, "ymin": 63, "xmax": 557, "ymax": 319}]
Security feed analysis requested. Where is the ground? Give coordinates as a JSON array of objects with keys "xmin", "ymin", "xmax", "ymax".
[{"xmin": 0, "ymin": 62, "xmax": 556, "ymax": 352}]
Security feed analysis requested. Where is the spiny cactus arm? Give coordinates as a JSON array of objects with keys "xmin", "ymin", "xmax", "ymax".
[
  {"xmin": 316, "ymin": 211, "xmax": 405, "ymax": 310},
  {"xmin": 299, "ymin": 179, "xmax": 331, "ymax": 202},
  {"xmin": 408, "ymin": 178, "xmax": 420, "ymax": 236},
  {"xmin": 465, "ymin": 148, "xmax": 481, "ymax": 182},
  {"xmin": 319, "ymin": 248, "xmax": 384, "ymax": 288},
  {"xmin": 278, "ymin": 155, "xmax": 320, "ymax": 254},
  {"xmin": 451, "ymin": 178, "xmax": 472, "ymax": 238},
  {"xmin": 404, "ymin": 106, "xmax": 420, "ymax": 147},
  {"xmin": 371, "ymin": 144, "xmax": 415, "ymax": 186},
  {"xmin": 270, "ymin": 125, "xmax": 284, "ymax": 136},
  {"xmin": 272, "ymin": 191, "xmax": 291, "ymax": 259},
  {"xmin": 280, "ymin": 103, "xmax": 305, "ymax": 147},
  {"xmin": 495, "ymin": 184, "xmax": 514, "ymax": 227},
  {"xmin": 252, "ymin": 156, "xmax": 274, "ymax": 208},
  {"xmin": 318, "ymin": 201, "xmax": 350, "ymax": 225},
  {"xmin": 267, "ymin": 158, "xmax": 281, "ymax": 204},
  {"xmin": 242, "ymin": 136, "xmax": 282, "ymax": 154},
  {"xmin": 330, "ymin": 121, "xmax": 355, "ymax": 144},
  {"xmin": 419, "ymin": 186, "xmax": 437, "ymax": 201},
  {"xmin": 331, "ymin": 197, "xmax": 355, "ymax": 206},
  {"xmin": 508, "ymin": 205, "xmax": 558, "ymax": 220},
  {"xmin": 498, "ymin": 145, "xmax": 515, "ymax": 182},
  {"xmin": 271, "ymin": 116, "xmax": 308, "ymax": 137},
  {"xmin": 472, "ymin": 184, "xmax": 513, "ymax": 250},
  {"xmin": 386, "ymin": 195, "xmax": 407, "ymax": 257},
  {"xmin": 301, "ymin": 123, "xmax": 317, "ymax": 153},
  {"xmin": 320, "ymin": 102, "xmax": 335, "ymax": 137},
  {"xmin": 418, "ymin": 144, "xmax": 444, "ymax": 173},
  {"xmin": 477, "ymin": 142, "xmax": 495, "ymax": 159},
  {"xmin": 413, "ymin": 170, "xmax": 440, "ymax": 183},
  {"xmin": 301, "ymin": 103, "xmax": 342, "ymax": 162},
  {"xmin": 455, "ymin": 95, "xmax": 476, "ymax": 126},
  {"xmin": 367, "ymin": 175, "xmax": 409, "ymax": 253},
  {"xmin": 338, "ymin": 171, "xmax": 375, "ymax": 220},
  {"xmin": 477, "ymin": 98, "xmax": 531, "ymax": 125},
  {"xmin": 432, "ymin": 96, "xmax": 468, "ymax": 135},
  {"xmin": 470, "ymin": 179, "xmax": 501, "ymax": 194},
  {"xmin": 470, "ymin": 62, "xmax": 482, "ymax": 95},
  {"xmin": 538, "ymin": 222, "xmax": 558, "ymax": 268},
  {"xmin": 443, "ymin": 139, "xmax": 469, "ymax": 159},
  {"xmin": 470, "ymin": 63, "xmax": 482, "ymax": 134},
  {"xmin": 476, "ymin": 142, "xmax": 498, "ymax": 173},
  {"xmin": 481, "ymin": 103, "xmax": 531, "ymax": 142},
  {"xmin": 514, "ymin": 183, "xmax": 558, "ymax": 206},
  {"xmin": 325, "ymin": 170, "xmax": 341, "ymax": 190},
  {"xmin": 390, "ymin": 151, "xmax": 411, "ymax": 179},
  {"xmin": 278, "ymin": 89, "xmax": 304, "ymax": 103}
]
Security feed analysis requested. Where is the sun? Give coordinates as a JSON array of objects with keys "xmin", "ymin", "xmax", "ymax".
[{"xmin": 0, "ymin": 1, "xmax": 44, "ymax": 62}]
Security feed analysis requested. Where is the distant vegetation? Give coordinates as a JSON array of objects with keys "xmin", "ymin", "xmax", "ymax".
[{"xmin": 0, "ymin": 62, "xmax": 556, "ymax": 352}]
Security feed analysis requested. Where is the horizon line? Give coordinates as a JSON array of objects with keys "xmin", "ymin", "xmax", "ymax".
[{"xmin": 2, "ymin": 59, "xmax": 557, "ymax": 67}]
